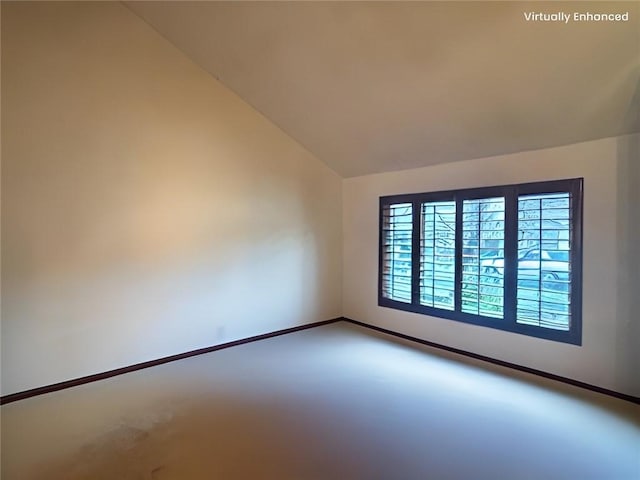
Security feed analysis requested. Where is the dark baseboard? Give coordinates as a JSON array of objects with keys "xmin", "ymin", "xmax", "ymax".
[
  {"xmin": 3, "ymin": 316, "xmax": 638, "ymax": 406},
  {"xmin": 0, "ymin": 317, "xmax": 342, "ymax": 406},
  {"xmin": 342, "ymin": 317, "xmax": 640, "ymax": 405}
]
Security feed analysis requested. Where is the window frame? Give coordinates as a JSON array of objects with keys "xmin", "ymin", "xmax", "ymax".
[{"xmin": 378, "ymin": 178, "xmax": 583, "ymax": 345}]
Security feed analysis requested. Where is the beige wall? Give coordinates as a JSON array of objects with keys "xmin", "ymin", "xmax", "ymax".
[
  {"xmin": 343, "ymin": 134, "xmax": 640, "ymax": 397},
  {"xmin": 1, "ymin": 2, "xmax": 342, "ymax": 396},
  {"xmin": 616, "ymin": 133, "xmax": 640, "ymax": 397},
  {"xmin": 2, "ymin": 1, "xmax": 636, "ymax": 400}
]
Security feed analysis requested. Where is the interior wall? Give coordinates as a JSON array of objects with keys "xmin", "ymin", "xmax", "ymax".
[
  {"xmin": 616, "ymin": 133, "xmax": 640, "ymax": 397},
  {"xmin": 343, "ymin": 134, "xmax": 639, "ymax": 397},
  {"xmin": 1, "ymin": 1, "xmax": 342, "ymax": 396}
]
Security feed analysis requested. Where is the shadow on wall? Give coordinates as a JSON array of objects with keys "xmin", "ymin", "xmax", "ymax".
[{"xmin": 616, "ymin": 75, "xmax": 640, "ymax": 396}]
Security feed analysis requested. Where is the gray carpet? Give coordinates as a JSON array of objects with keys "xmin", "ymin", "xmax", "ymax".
[{"xmin": 2, "ymin": 322, "xmax": 638, "ymax": 479}]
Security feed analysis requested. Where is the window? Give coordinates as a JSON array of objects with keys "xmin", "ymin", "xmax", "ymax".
[{"xmin": 379, "ymin": 179, "xmax": 583, "ymax": 344}]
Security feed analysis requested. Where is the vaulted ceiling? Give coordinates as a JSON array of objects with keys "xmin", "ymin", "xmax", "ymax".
[{"xmin": 126, "ymin": 1, "xmax": 640, "ymax": 177}]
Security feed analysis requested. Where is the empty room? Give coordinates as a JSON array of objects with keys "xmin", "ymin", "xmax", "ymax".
[{"xmin": 1, "ymin": 1, "xmax": 639, "ymax": 479}]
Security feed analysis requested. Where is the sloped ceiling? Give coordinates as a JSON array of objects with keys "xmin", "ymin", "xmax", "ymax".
[{"xmin": 126, "ymin": 1, "xmax": 640, "ymax": 177}]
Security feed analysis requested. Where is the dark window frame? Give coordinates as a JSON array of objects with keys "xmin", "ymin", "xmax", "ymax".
[{"xmin": 378, "ymin": 178, "xmax": 583, "ymax": 345}]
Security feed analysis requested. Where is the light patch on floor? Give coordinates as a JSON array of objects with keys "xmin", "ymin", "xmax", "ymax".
[{"xmin": 1, "ymin": 322, "xmax": 639, "ymax": 479}]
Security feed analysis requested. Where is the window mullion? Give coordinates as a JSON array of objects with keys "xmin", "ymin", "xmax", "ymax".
[
  {"xmin": 504, "ymin": 187, "xmax": 518, "ymax": 324},
  {"xmin": 454, "ymin": 195, "xmax": 463, "ymax": 312},
  {"xmin": 411, "ymin": 200, "xmax": 421, "ymax": 306},
  {"xmin": 569, "ymin": 180, "xmax": 583, "ymax": 341}
]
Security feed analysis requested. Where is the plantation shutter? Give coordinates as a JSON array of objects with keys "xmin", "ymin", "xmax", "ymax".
[
  {"xmin": 381, "ymin": 203, "xmax": 413, "ymax": 303},
  {"xmin": 419, "ymin": 201, "xmax": 456, "ymax": 310},
  {"xmin": 461, "ymin": 197, "xmax": 505, "ymax": 318},
  {"xmin": 517, "ymin": 192, "xmax": 572, "ymax": 330}
]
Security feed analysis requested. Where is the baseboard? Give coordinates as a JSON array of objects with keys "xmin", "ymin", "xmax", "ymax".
[
  {"xmin": 342, "ymin": 317, "xmax": 640, "ymax": 405},
  {"xmin": 0, "ymin": 317, "xmax": 342, "ymax": 406},
  {"xmin": 4, "ymin": 316, "xmax": 638, "ymax": 406}
]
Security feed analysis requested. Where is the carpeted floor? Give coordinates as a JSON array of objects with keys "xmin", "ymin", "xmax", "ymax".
[{"xmin": 1, "ymin": 322, "xmax": 639, "ymax": 479}]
